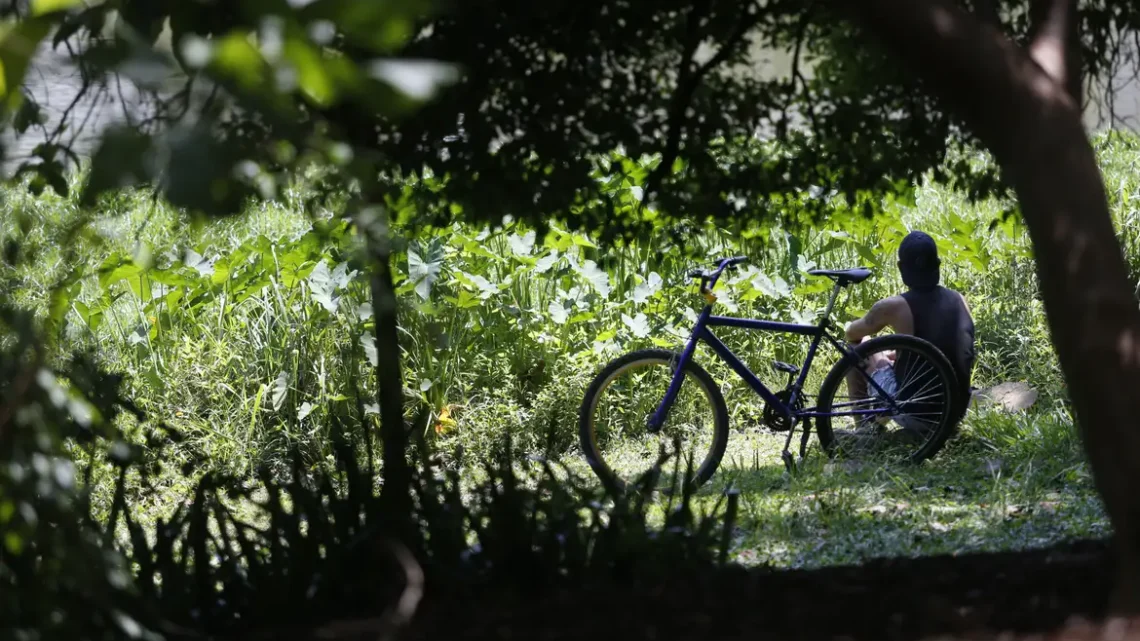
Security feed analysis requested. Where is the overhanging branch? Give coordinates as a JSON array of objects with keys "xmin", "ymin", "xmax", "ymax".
[{"xmin": 642, "ymin": 0, "xmax": 760, "ymax": 205}]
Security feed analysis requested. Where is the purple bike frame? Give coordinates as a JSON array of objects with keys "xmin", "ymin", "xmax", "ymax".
[{"xmin": 645, "ymin": 260, "xmax": 901, "ymax": 433}]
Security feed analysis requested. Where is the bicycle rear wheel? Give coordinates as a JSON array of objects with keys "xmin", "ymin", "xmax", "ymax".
[
  {"xmin": 578, "ymin": 349, "xmax": 729, "ymax": 494},
  {"xmin": 815, "ymin": 334, "xmax": 961, "ymax": 464}
]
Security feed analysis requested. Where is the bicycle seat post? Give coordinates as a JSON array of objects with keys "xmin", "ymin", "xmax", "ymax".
[{"xmin": 821, "ymin": 280, "xmax": 843, "ymax": 322}]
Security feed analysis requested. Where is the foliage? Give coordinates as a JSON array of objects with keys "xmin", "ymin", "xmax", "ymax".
[
  {"xmin": 0, "ymin": 0, "xmax": 1134, "ymax": 239},
  {"xmin": 1, "ymin": 315, "xmax": 730, "ymax": 638},
  {"xmin": 4, "ymin": 132, "xmax": 1098, "ymax": 475},
  {"xmin": 0, "ymin": 304, "xmax": 179, "ymax": 641}
]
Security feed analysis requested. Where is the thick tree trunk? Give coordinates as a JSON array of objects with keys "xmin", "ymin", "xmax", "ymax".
[{"xmin": 846, "ymin": 0, "xmax": 1140, "ymax": 613}]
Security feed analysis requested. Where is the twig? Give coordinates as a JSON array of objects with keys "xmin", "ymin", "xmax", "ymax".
[{"xmin": 783, "ymin": 1, "xmax": 820, "ymax": 137}]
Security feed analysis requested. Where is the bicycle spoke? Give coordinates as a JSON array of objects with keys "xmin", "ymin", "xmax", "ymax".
[{"xmin": 824, "ymin": 340, "xmax": 956, "ymax": 463}]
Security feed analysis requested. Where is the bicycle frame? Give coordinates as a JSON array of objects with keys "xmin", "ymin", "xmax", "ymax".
[{"xmin": 647, "ymin": 272, "xmax": 901, "ymax": 433}]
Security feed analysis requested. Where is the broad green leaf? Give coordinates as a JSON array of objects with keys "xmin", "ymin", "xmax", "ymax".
[
  {"xmin": 790, "ymin": 309, "xmax": 817, "ymax": 325},
  {"xmin": 750, "ymin": 272, "xmax": 790, "ymax": 299},
  {"xmin": 535, "ymin": 251, "xmax": 559, "ymax": 273},
  {"xmin": 631, "ymin": 272, "xmax": 662, "ymax": 303},
  {"xmin": 508, "ymin": 230, "xmax": 536, "ymax": 256},
  {"xmin": 45, "ymin": 280, "xmax": 80, "ymax": 344},
  {"xmin": 548, "ymin": 301, "xmax": 568, "ymax": 324},
  {"xmin": 298, "ymin": 402, "xmax": 314, "ymax": 421},
  {"xmin": 455, "ymin": 289, "xmax": 481, "ymax": 308},
  {"xmin": 74, "ymin": 300, "xmax": 105, "ymax": 332},
  {"xmin": 284, "ymin": 35, "xmax": 338, "ymax": 107},
  {"xmin": 466, "ymin": 273, "xmax": 496, "ymax": 299},
  {"xmin": 462, "ymin": 240, "xmax": 502, "ymax": 261},
  {"xmin": 308, "ymin": 261, "xmax": 340, "ymax": 312},
  {"xmin": 360, "ymin": 333, "xmax": 378, "ymax": 366},
  {"xmin": 149, "ymin": 267, "xmax": 195, "ymax": 288},
  {"xmin": 577, "ymin": 260, "xmax": 611, "ymax": 298},
  {"xmin": 271, "ymin": 371, "xmax": 289, "ymax": 411},
  {"xmin": 303, "ymin": 0, "xmax": 418, "ymax": 52},
  {"xmin": 622, "ymin": 312, "xmax": 650, "ymax": 338},
  {"xmin": 211, "ymin": 31, "xmax": 271, "ymax": 90},
  {"xmin": 211, "ymin": 256, "xmax": 232, "ymax": 285},
  {"xmin": 408, "ymin": 249, "xmax": 442, "ymax": 300},
  {"xmin": 184, "ymin": 249, "xmax": 214, "ymax": 277},
  {"xmin": 545, "ymin": 229, "xmax": 573, "ymax": 252},
  {"xmin": 98, "ymin": 253, "xmax": 142, "ymax": 289},
  {"xmin": 572, "ymin": 234, "xmax": 597, "ymax": 249},
  {"xmin": 854, "ymin": 242, "xmax": 881, "ymax": 267},
  {"xmin": 126, "ymin": 273, "xmax": 153, "ymax": 302}
]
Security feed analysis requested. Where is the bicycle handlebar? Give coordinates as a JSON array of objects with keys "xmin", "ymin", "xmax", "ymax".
[
  {"xmin": 687, "ymin": 256, "xmax": 749, "ymax": 300},
  {"xmin": 687, "ymin": 256, "xmax": 749, "ymax": 280}
]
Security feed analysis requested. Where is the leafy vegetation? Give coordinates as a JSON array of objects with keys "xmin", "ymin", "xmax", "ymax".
[{"xmin": 10, "ymin": 133, "xmax": 1140, "ymax": 574}]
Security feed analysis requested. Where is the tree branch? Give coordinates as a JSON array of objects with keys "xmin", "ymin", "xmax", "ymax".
[
  {"xmin": 1027, "ymin": 0, "xmax": 1082, "ymax": 105},
  {"xmin": 780, "ymin": 2, "xmax": 819, "ymax": 138},
  {"xmin": 643, "ymin": 0, "xmax": 759, "ymax": 204}
]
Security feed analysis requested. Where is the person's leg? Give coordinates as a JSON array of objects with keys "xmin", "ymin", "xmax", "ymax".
[{"xmin": 845, "ymin": 349, "xmax": 893, "ymax": 400}]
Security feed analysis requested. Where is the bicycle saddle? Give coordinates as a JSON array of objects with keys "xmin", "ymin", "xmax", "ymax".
[{"xmin": 807, "ymin": 267, "xmax": 872, "ymax": 285}]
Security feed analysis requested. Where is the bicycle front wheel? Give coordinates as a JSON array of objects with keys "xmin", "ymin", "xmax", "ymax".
[
  {"xmin": 815, "ymin": 334, "xmax": 961, "ymax": 464},
  {"xmin": 578, "ymin": 349, "xmax": 729, "ymax": 494}
]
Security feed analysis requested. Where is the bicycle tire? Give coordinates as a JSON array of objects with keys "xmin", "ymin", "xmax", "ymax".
[
  {"xmin": 815, "ymin": 334, "xmax": 961, "ymax": 463},
  {"xmin": 578, "ymin": 348, "xmax": 730, "ymax": 494}
]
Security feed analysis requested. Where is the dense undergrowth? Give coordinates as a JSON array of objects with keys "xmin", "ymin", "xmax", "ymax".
[{"xmin": 5, "ymin": 133, "xmax": 1140, "ymax": 585}]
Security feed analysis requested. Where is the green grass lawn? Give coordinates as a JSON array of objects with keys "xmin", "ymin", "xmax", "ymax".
[{"xmin": 554, "ymin": 400, "xmax": 1104, "ymax": 568}]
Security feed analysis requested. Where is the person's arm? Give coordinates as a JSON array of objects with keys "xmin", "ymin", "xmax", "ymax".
[{"xmin": 845, "ymin": 296, "xmax": 907, "ymax": 344}]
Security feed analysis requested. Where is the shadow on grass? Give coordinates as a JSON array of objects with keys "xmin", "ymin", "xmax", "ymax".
[{"xmin": 651, "ymin": 414, "xmax": 1107, "ymax": 570}]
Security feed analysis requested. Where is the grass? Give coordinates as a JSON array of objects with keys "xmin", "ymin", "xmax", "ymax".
[
  {"xmin": 5, "ymin": 135, "xmax": 1136, "ymax": 572},
  {"xmin": 552, "ymin": 395, "xmax": 1102, "ymax": 568}
]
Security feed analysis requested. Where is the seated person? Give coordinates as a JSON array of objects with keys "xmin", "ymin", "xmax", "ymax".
[{"xmin": 842, "ymin": 231, "xmax": 976, "ymax": 438}]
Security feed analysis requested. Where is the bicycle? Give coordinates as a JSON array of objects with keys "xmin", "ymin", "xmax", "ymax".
[{"xmin": 578, "ymin": 255, "xmax": 962, "ymax": 493}]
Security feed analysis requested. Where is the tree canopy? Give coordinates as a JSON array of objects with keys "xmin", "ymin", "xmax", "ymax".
[{"xmin": 3, "ymin": 0, "xmax": 1135, "ymax": 236}]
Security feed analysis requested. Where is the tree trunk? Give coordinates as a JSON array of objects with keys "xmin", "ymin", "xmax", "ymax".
[
  {"xmin": 358, "ymin": 206, "xmax": 414, "ymax": 543},
  {"xmin": 846, "ymin": 0, "xmax": 1140, "ymax": 613}
]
